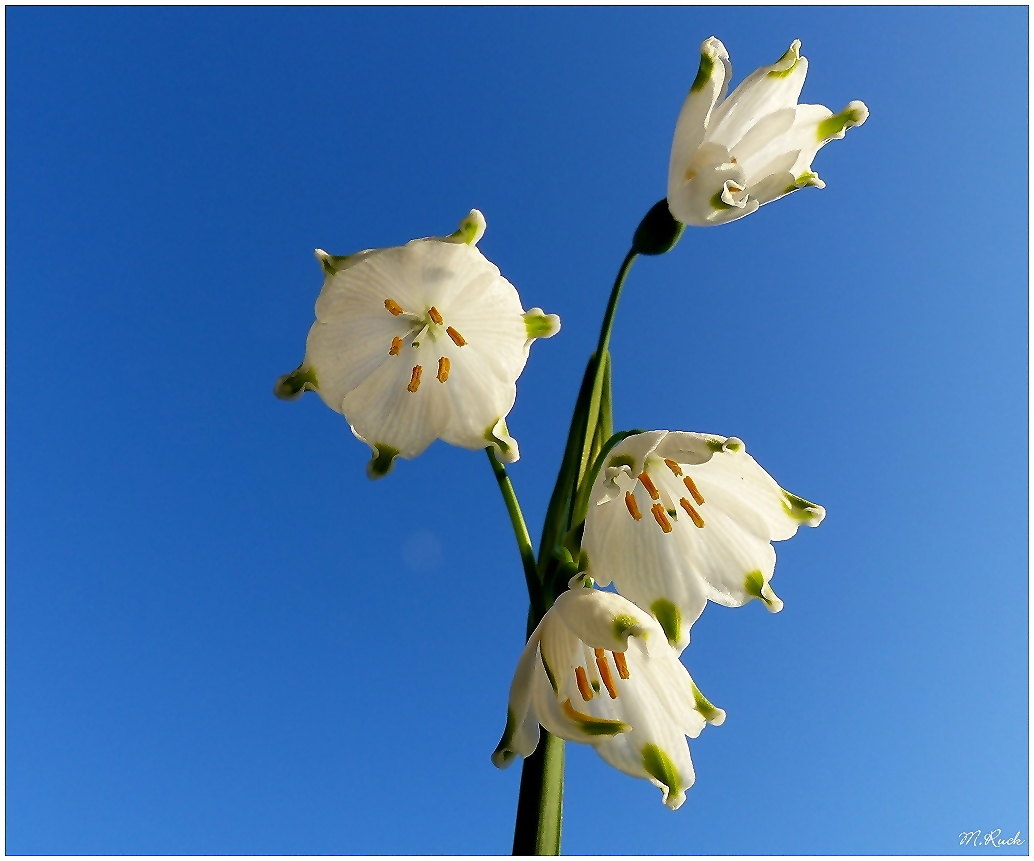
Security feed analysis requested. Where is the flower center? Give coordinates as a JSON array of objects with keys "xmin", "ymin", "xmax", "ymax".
[
  {"xmin": 382, "ymin": 298, "xmax": 467, "ymax": 393},
  {"xmin": 623, "ymin": 463, "xmax": 707, "ymax": 530}
]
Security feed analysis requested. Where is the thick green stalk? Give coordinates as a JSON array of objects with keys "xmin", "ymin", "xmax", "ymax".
[{"xmin": 511, "ymin": 731, "xmax": 565, "ymax": 855}]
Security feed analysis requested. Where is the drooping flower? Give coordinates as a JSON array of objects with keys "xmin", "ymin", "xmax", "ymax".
[
  {"xmin": 581, "ymin": 431, "xmax": 825, "ymax": 653},
  {"xmin": 667, "ymin": 37, "xmax": 868, "ymax": 226},
  {"xmin": 492, "ymin": 587, "xmax": 725, "ymax": 810},
  {"xmin": 275, "ymin": 210, "xmax": 560, "ymax": 477}
]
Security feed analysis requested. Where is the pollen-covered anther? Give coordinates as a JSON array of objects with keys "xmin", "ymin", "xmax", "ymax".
[
  {"xmin": 407, "ymin": 365, "xmax": 423, "ymax": 393},
  {"xmin": 683, "ymin": 475, "xmax": 705, "ymax": 505},
  {"xmin": 437, "ymin": 357, "xmax": 450, "ymax": 383},
  {"xmin": 612, "ymin": 650, "xmax": 630, "ymax": 680},
  {"xmin": 428, "ymin": 306, "xmax": 444, "ymax": 326},
  {"xmin": 651, "ymin": 503, "xmax": 672, "ymax": 534},
  {"xmin": 638, "ymin": 472, "xmax": 660, "ymax": 500},
  {"xmin": 680, "ymin": 497, "xmax": 705, "ymax": 528},
  {"xmin": 664, "ymin": 458, "xmax": 683, "ymax": 476},
  {"xmin": 384, "ymin": 298, "xmax": 405, "ymax": 316},
  {"xmin": 594, "ymin": 649, "xmax": 619, "ymax": 699},
  {"xmin": 625, "ymin": 491, "xmax": 642, "ymax": 521},
  {"xmin": 446, "ymin": 326, "xmax": 467, "ymax": 347},
  {"xmin": 575, "ymin": 666, "xmax": 594, "ymax": 702},
  {"xmin": 388, "ymin": 337, "xmax": 403, "ymax": 356}
]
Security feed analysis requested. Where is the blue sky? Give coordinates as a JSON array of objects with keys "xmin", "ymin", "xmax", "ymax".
[{"xmin": 6, "ymin": 6, "xmax": 1028, "ymax": 855}]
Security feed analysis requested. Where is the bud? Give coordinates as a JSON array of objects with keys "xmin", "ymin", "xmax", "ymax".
[{"xmin": 632, "ymin": 199, "xmax": 684, "ymax": 256}]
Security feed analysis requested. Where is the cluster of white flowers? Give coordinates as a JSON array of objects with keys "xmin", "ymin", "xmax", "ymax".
[{"xmin": 277, "ymin": 36, "xmax": 863, "ymax": 811}]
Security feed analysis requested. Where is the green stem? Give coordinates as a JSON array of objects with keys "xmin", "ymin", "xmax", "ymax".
[
  {"xmin": 579, "ymin": 249, "xmax": 636, "ymax": 484},
  {"xmin": 511, "ymin": 731, "xmax": 565, "ymax": 855},
  {"xmin": 487, "ymin": 448, "xmax": 544, "ymax": 622}
]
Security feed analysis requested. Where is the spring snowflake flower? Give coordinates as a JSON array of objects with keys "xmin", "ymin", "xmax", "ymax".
[
  {"xmin": 492, "ymin": 587, "xmax": 725, "ymax": 810},
  {"xmin": 667, "ymin": 37, "xmax": 868, "ymax": 226},
  {"xmin": 275, "ymin": 210, "xmax": 560, "ymax": 477},
  {"xmin": 581, "ymin": 431, "xmax": 824, "ymax": 652}
]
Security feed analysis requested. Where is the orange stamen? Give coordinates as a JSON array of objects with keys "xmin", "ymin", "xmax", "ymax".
[
  {"xmin": 624, "ymin": 491, "xmax": 642, "ymax": 521},
  {"xmin": 428, "ymin": 306, "xmax": 444, "ymax": 325},
  {"xmin": 446, "ymin": 326, "xmax": 466, "ymax": 346},
  {"xmin": 389, "ymin": 337, "xmax": 402, "ymax": 356},
  {"xmin": 594, "ymin": 648, "xmax": 619, "ymax": 699},
  {"xmin": 651, "ymin": 503, "xmax": 672, "ymax": 533},
  {"xmin": 437, "ymin": 356, "xmax": 450, "ymax": 383},
  {"xmin": 612, "ymin": 651, "xmax": 629, "ymax": 680},
  {"xmin": 407, "ymin": 365, "xmax": 422, "ymax": 392},
  {"xmin": 638, "ymin": 471, "xmax": 660, "ymax": 500},
  {"xmin": 574, "ymin": 666, "xmax": 594, "ymax": 701},
  {"xmin": 384, "ymin": 298, "xmax": 404, "ymax": 316},
  {"xmin": 664, "ymin": 458, "xmax": 683, "ymax": 476},
  {"xmin": 683, "ymin": 475, "xmax": 705, "ymax": 505},
  {"xmin": 680, "ymin": 497, "xmax": 705, "ymax": 528}
]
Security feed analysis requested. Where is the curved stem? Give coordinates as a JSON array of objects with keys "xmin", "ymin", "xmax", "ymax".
[{"xmin": 487, "ymin": 448, "xmax": 544, "ymax": 621}]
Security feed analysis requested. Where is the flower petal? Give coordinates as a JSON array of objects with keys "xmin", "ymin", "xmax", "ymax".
[
  {"xmin": 668, "ymin": 37, "xmax": 732, "ymax": 205},
  {"xmin": 551, "ymin": 588, "xmax": 655, "ymax": 651},
  {"xmin": 708, "ymin": 39, "xmax": 809, "ymax": 151}
]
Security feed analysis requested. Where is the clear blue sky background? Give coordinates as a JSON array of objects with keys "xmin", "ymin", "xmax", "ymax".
[{"xmin": 6, "ymin": 6, "xmax": 1028, "ymax": 855}]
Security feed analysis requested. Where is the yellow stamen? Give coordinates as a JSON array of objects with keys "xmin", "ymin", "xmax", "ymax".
[
  {"xmin": 680, "ymin": 497, "xmax": 705, "ymax": 528},
  {"xmin": 428, "ymin": 306, "xmax": 444, "ymax": 326},
  {"xmin": 651, "ymin": 503, "xmax": 672, "ymax": 533},
  {"xmin": 437, "ymin": 356, "xmax": 450, "ymax": 383},
  {"xmin": 389, "ymin": 337, "xmax": 402, "ymax": 356},
  {"xmin": 407, "ymin": 365, "xmax": 422, "ymax": 392},
  {"xmin": 612, "ymin": 651, "xmax": 629, "ymax": 680},
  {"xmin": 683, "ymin": 475, "xmax": 705, "ymax": 505},
  {"xmin": 594, "ymin": 649, "xmax": 619, "ymax": 699},
  {"xmin": 384, "ymin": 298, "xmax": 404, "ymax": 316},
  {"xmin": 638, "ymin": 471, "xmax": 659, "ymax": 500},
  {"xmin": 624, "ymin": 491, "xmax": 642, "ymax": 521},
  {"xmin": 664, "ymin": 458, "xmax": 682, "ymax": 476},
  {"xmin": 446, "ymin": 326, "xmax": 467, "ymax": 347},
  {"xmin": 575, "ymin": 666, "xmax": 594, "ymax": 702}
]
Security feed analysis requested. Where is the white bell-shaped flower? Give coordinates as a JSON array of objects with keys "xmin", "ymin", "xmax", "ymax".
[
  {"xmin": 581, "ymin": 431, "xmax": 825, "ymax": 653},
  {"xmin": 275, "ymin": 210, "xmax": 560, "ymax": 477},
  {"xmin": 668, "ymin": 37, "xmax": 868, "ymax": 226},
  {"xmin": 492, "ymin": 587, "xmax": 725, "ymax": 810}
]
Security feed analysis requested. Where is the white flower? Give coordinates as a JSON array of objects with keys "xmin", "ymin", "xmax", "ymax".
[
  {"xmin": 667, "ymin": 37, "xmax": 868, "ymax": 226},
  {"xmin": 581, "ymin": 431, "xmax": 825, "ymax": 652},
  {"xmin": 275, "ymin": 210, "xmax": 560, "ymax": 477},
  {"xmin": 492, "ymin": 587, "xmax": 725, "ymax": 810}
]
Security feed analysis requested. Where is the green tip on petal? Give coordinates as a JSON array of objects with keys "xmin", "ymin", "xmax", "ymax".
[
  {"xmin": 523, "ymin": 308, "xmax": 561, "ymax": 340},
  {"xmin": 447, "ymin": 209, "xmax": 487, "ymax": 246},
  {"xmin": 690, "ymin": 48, "xmax": 715, "ymax": 93},
  {"xmin": 766, "ymin": 39, "xmax": 802, "ymax": 78},
  {"xmin": 492, "ymin": 708, "xmax": 517, "ymax": 767},
  {"xmin": 744, "ymin": 570, "xmax": 784, "ymax": 613},
  {"xmin": 612, "ymin": 614, "xmax": 645, "ymax": 642},
  {"xmin": 485, "ymin": 419, "xmax": 519, "ymax": 463},
  {"xmin": 366, "ymin": 443, "xmax": 400, "ymax": 480},
  {"xmin": 274, "ymin": 364, "xmax": 319, "ymax": 400},
  {"xmin": 816, "ymin": 101, "xmax": 869, "ymax": 142},
  {"xmin": 314, "ymin": 248, "xmax": 352, "ymax": 276},
  {"xmin": 782, "ymin": 490, "xmax": 826, "ymax": 525},
  {"xmin": 650, "ymin": 598, "xmax": 682, "ymax": 647},
  {"xmin": 641, "ymin": 744, "xmax": 683, "ymax": 809},
  {"xmin": 690, "ymin": 681, "xmax": 726, "ymax": 725},
  {"xmin": 562, "ymin": 700, "xmax": 629, "ymax": 737}
]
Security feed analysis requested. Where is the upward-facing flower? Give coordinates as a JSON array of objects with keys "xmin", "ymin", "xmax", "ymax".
[
  {"xmin": 667, "ymin": 37, "xmax": 868, "ymax": 226},
  {"xmin": 492, "ymin": 587, "xmax": 725, "ymax": 810},
  {"xmin": 275, "ymin": 211, "xmax": 560, "ymax": 477},
  {"xmin": 581, "ymin": 431, "xmax": 824, "ymax": 652}
]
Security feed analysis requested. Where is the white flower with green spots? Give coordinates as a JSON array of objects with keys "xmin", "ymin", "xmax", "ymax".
[
  {"xmin": 667, "ymin": 36, "xmax": 868, "ymax": 226},
  {"xmin": 492, "ymin": 587, "xmax": 725, "ymax": 810},
  {"xmin": 275, "ymin": 210, "xmax": 560, "ymax": 478},
  {"xmin": 581, "ymin": 431, "xmax": 825, "ymax": 653}
]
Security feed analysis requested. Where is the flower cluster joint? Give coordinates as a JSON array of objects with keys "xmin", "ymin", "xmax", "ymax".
[{"xmin": 274, "ymin": 210, "xmax": 560, "ymax": 478}]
